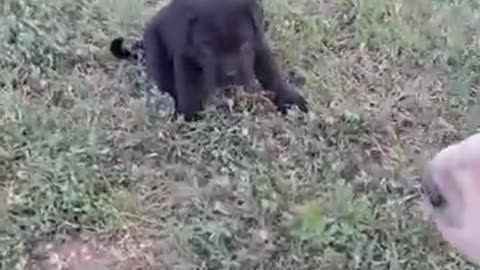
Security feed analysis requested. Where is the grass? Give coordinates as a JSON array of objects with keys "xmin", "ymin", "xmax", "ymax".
[{"xmin": 1, "ymin": 0, "xmax": 480, "ymax": 269}]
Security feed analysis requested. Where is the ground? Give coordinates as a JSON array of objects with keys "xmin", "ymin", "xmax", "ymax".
[{"xmin": 1, "ymin": 0, "xmax": 480, "ymax": 269}]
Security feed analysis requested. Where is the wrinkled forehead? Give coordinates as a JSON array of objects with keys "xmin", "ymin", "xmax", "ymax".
[
  {"xmin": 195, "ymin": 0, "xmax": 251, "ymax": 14},
  {"xmin": 192, "ymin": 16, "xmax": 252, "ymax": 50},
  {"xmin": 194, "ymin": 0, "xmax": 250, "ymax": 30}
]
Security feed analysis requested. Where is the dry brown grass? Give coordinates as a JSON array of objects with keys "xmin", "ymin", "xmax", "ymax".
[{"xmin": 1, "ymin": 0, "xmax": 480, "ymax": 269}]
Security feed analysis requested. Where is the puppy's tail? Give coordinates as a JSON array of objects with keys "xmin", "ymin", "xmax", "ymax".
[{"xmin": 110, "ymin": 37, "xmax": 144, "ymax": 61}]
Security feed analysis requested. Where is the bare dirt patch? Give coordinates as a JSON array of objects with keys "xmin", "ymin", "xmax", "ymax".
[{"xmin": 26, "ymin": 231, "xmax": 190, "ymax": 270}]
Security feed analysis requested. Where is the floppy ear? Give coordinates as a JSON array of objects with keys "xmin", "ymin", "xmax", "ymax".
[
  {"xmin": 185, "ymin": 16, "xmax": 198, "ymax": 46},
  {"xmin": 225, "ymin": 0, "xmax": 255, "ymax": 8},
  {"xmin": 242, "ymin": 0, "xmax": 265, "ymax": 37}
]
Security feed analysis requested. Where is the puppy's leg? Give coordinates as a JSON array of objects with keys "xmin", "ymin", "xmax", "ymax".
[
  {"xmin": 199, "ymin": 49, "xmax": 216, "ymax": 101},
  {"xmin": 239, "ymin": 42, "xmax": 256, "ymax": 93},
  {"xmin": 173, "ymin": 55, "xmax": 205, "ymax": 121},
  {"xmin": 253, "ymin": 42, "xmax": 308, "ymax": 114},
  {"xmin": 143, "ymin": 27, "xmax": 177, "ymax": 114}
]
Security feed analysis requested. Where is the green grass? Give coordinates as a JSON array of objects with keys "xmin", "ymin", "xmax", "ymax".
[{"xmin": 1, "ymin": 0, "xmax": 480, "ymax": 269}]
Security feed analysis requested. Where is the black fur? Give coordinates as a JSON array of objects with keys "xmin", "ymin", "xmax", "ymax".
[
  {"xmin": 110, "ymin": 37, "xmax": 145, "ymax": 63},
  {"xmin": 110, "ymin": 37, "xmax": 131, "ymax": 59},
  {"xmin": 110, "ymin": 0, "xmax": 308, "ymax": 121}
]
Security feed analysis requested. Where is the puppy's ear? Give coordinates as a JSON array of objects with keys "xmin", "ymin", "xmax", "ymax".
[
  {"xmin": 241, "ymin": 0, "xmax": 264, "ymax": 37},
  {"xmin": 185, "ymin": 14, "xmax": 203, "ymax": 47},
  {"xmin": 231, "ymin": 0, "xmax": 257, "ymax": 8},
  {"xmin": 185, "ymin": 17, "xmax": 197, "ymax": 45}
]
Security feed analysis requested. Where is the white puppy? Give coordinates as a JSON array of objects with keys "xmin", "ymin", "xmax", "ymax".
[{"xmin": 421, "ymin": 133, "xmax": 480, "ymax": 265}]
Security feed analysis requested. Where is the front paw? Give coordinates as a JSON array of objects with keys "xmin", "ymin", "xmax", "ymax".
[
  {"xmin": 273, "ymin": 86, "xmax": 308, "ymax": 114},
  {"xmin": 176, "ymin": 97, "xmax": 205, "ymax": 122}
]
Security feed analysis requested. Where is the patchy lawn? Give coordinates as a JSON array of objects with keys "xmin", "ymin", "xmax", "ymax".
[{"xmin": 1, "ymin": 0, "xmax": 480, "ymax": 269}]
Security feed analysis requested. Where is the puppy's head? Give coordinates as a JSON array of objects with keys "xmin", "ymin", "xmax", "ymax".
[
  {"xmin": 186, "ymin": 0, "xmax": 257, "ymax": 88},
  {"xmin": 213, "ymin": 40, "xmax": 254, "ymax": 88}
]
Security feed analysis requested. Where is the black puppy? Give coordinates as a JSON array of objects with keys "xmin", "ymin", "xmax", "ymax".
[{"xmin": 110, "ymin": 0, "xmax": 308, "ymax": 121}]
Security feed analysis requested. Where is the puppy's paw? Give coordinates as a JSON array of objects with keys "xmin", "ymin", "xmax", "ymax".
[
  {"xmin": 184, "ymin": 113, "xmax": 204, "ymax": 122},
  {"xmin": 178, "ymin": 105, "xmax": 205, "ymax": 122},
  {"xmin": 175, "ymin": 94, "xmax": 206, "ymax": 122},
  {"xmin": 273, "ymin": 86, "xmax": 308, "ymax": 114}
]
